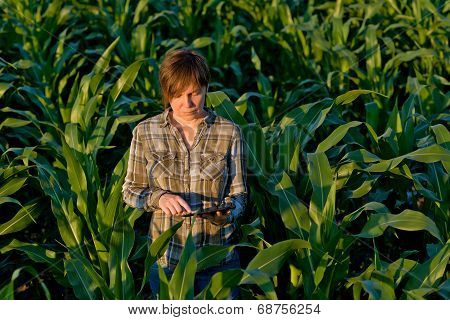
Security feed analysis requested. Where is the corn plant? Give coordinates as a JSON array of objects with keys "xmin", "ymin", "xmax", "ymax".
[{"xmin": 1, "ymin": 0, "xmax": 448, "ymax": 300}]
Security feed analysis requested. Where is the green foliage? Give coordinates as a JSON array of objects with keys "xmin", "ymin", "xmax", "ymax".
[{"xmin": 0, "ymin": 0, "xmax": 448, "ymax": 300}]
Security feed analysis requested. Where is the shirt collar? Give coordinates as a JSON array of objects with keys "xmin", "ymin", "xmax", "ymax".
[{"xmin": 159, "ymin": 106, "xmax": 216, "ymax": 128}]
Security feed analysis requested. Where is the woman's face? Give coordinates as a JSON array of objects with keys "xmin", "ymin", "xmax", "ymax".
[{"xmin": 169, "ymin": 84, "xmax": 207, "ymax": 119}]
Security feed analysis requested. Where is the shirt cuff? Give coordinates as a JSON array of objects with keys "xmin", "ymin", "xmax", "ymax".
[
  {"xmin": 227, "ymin": 194, "xmax": 246, "ymax": 224},
  {"xmin": 145, "ymin": 189, "xmax": 169, "ymax": 212}
]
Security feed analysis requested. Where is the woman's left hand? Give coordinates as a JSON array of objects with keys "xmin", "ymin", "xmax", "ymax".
[{"xmin": 201, "ymin": 209, "xmax": 231, "ymax": 226}]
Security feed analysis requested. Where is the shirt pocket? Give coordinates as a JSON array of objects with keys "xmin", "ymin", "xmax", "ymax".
[
  {"xmin": 200, "ymin": 152, "xmax": 227, "ymax": 181},
  {"xmin": 148, "ymin": 151, "xmax": 176, "ymax": 178}
]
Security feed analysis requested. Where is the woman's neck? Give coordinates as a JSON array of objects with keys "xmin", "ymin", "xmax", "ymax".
[{"xmin": 170, "ymin": 108, "xmax": 207, "ymax": 128}]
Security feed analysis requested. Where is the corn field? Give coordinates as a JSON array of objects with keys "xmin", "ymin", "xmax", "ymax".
[{"xmin": 0, "ymin": 0, "xmax": 449, "ymax": 300}]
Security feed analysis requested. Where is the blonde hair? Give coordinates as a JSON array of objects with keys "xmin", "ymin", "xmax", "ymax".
[{"xmin": 158, "ymin": 48, "xmax": 210, "ymax": 109}]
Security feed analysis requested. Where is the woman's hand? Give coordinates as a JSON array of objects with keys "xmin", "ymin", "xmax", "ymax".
[
  {"xmin": 158, "ymin": 193, "xmax": 191, "ymax": 216},
  {"xmin": 201, "ymin": 209, "xmax": 231, "ymax": 226}
]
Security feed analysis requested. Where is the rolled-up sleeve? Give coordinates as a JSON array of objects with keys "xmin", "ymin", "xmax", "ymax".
[
  {"xmin": 227, "ymin": 125, "xmax": 248, "ymax": 223},
  {"xmin": 122, "ymin": 124, "xmax": 167, "ymax": 211}
]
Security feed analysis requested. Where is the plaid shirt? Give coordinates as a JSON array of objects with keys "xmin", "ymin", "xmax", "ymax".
[{"xmin": 122, "ymin": 106, "xmax": 247, "ymax": 270}]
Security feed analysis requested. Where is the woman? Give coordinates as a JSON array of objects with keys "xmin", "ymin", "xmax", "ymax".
[{"xmin": 122, "ymin": 48, "xmax": 248, "ymax": 299}]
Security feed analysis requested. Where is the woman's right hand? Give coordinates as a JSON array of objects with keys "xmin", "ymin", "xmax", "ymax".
[{"xmin": 158, "ymin": 193, "xmax": 191, "ymax": 216}]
